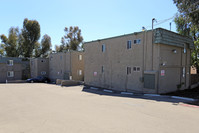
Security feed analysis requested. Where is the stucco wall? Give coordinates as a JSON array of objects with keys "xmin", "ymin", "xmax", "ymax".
[
  {"xmin": 49, "ymin": 52, "xmax": 71, "ymax": 82},
  {"xmin": 84, "ymin": 29, "xmax": 192, "ymax": 94},
  {"xmin": 30, "ymin": 58, "xmax": 49, "ymax": 78},
  {"xmin": 85, "ymin": 31, "xmax": 153, "ymax": 92},
  {"xmin": 71, "ymin": 51, "xmax": 84, "ymax": 81},
  {"xmin": 0, "ymin": 63, "xmax": 22, "ymax": 82}
]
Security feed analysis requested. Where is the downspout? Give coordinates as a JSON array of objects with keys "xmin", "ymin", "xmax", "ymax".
[
  {"xmin": 70, "ymin": 51, "xmax": 72, "ymax": 79},
  {"xmin": 142, "ymin": 29, "xmax": 146, "ymax": 92},
  {"xmin": 189, "ymin": 49, "xmax": 192, "ymax": 89}
]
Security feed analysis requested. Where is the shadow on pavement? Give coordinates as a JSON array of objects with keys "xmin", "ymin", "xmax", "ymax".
[{"xmin": 82, "ymin": 86, "xmax": 198, "ymax": 106}]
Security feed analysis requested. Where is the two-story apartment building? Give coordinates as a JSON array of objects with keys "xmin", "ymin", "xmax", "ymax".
[
  {"xmin": 30, "ymin": 58, "xmax": 49, "ymax": 78},
  {"xmin": 49, "ymin": 51, "xmax": 84, "ymax": 82},
  {"xmin": 84, "ymin": 28, "xmax": 194, "ymax": 94},
  {"xmin": 0, "ymin": 57, "xmax": 30, "ymax": 83}
]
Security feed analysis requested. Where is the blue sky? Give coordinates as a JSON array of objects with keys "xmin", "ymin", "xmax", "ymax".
[{"xmin": 0, "ymin": 0, "xmax": 178, "ymax": 50}]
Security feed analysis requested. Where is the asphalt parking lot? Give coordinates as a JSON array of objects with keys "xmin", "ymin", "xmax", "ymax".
[{"xmin": 0, "ymin": 83, "xmax": 199, "ymax": 133}]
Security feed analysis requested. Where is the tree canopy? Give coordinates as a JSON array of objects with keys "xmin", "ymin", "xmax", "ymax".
[
  {"xmin": 22, "ymin": 18, "xmax": 41, "ymax": 57},
  {"xmin": 0, "ymin": 18, "xmax": 52, "ymax": 58},
  {"xmin": 0, "ymin": 27, "xmax": 21, "ymax": 57},
  {"xmin": 174, "ymin": 0, "xmax": 199, "ymax": 72},
  {"xmin": 56, "ymin": 26, "xmax": 83, "ymax": 52}
]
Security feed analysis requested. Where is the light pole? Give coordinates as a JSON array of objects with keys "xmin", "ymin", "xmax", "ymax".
[{"xmin": 151, "ymin": 18, "xmax": 157, "ymax": 70}]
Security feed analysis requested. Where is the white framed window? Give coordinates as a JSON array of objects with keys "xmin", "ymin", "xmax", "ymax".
[
  {"xmin": 41, "ymin": 71, "xmax": 46, "ymax": 75},
  {"xmin": 134, "ymin": 39, "xmax": 141, "ymax": 44},
  {"xmin": 78, "ymin": 70, "xmax": 82, "ymax": 76},
  {"xmin": 7, "ymin": 71, "xmax": 14, "ymax": 77},
  {"xmin": 78, "ymin": 54, "xmax": 82, "ymax": 60},
  {"xmin": 127, "ymin": 40, "xmax": 132, "ymax": 49},
  {"xmin": 7, "ymin": 60, "xmax": 13, "ymax": 66},
  {"xmin": 127, "ymin": 67, "xmax": 131, "ymax": 75},
  {"xmin": 102, "ymin": 44, "xmax": 106, "ymax": 52}
]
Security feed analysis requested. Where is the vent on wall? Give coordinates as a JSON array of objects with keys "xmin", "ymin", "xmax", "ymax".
[{"xmin": 144, "ymin": 74, "xmax": 155, "ymax": 89}]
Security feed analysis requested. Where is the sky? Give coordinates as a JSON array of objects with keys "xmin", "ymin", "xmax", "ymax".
[{"xmin": 0, "ymin": 0, "xmax": 178, "ymax": 50}]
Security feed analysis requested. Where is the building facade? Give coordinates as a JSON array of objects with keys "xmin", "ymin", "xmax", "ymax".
[
  {"xmin": 49, "ymin": 51, "xmax": 84, "ymax": 82},
  {"xmin": 84, "ymin": 28, "xmax": 194, "ymax": 94},
  {"xmin": 30, "ymin": 58, "xmax": 49, "ymax": 78},
  {"xmin": 0, "ymin": 57, "xmax": 30, "ymax": 83}
]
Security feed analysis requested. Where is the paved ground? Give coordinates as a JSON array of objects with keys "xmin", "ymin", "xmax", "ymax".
[{"xmin": 0, "ymin": 83, "xmax": 199, "ymax": 133}]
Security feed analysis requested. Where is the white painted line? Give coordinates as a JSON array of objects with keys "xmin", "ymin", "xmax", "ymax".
[
  {"xmin": 90, "ymin": 87, "xmax": 98, "ymax": 90},
  {"xmin": 103, "ymin": 89, "xmax": 113, "ymax": 93},
  {"xmin": 121, "ymin": 92, "xmax": 133, "ymax": 95},
  {"xmin": 144, "ymin": 94, "xmax": 161, "ymax": 97},
  {"xmin": 171, "ymin": 96, "xmax": 195, "ymax": 102}
]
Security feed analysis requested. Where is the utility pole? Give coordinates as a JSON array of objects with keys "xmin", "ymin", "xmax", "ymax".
[{"xmin": 170, "ymin": 22, "xmax": 171, "ymax": 31}]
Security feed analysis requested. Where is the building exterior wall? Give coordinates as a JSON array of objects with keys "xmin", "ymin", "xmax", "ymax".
[
  {"xmin": 30, "ymin": 58, "xmax": 49, "ymax": 78},
  {"xmin": 85, "ymin": 32, "xmax": 152, "ymax": 92},
  {"xmin": 84, "ymin": 28, "xmax": 193, "ymax": 94},
  {"xmin": 71, "ymin": 51, "xmax": 84, "ymax": 81},
  {"xmin": 0, "ymin": 57, "xmax": 29, "ymax": 83},
  {"xmin": 49, "ymin": 52, "xmax": 70, "ymax": 82},
  {"xmin": 49, "ymin": 51, "xmax": 84, "ymax": 82}
]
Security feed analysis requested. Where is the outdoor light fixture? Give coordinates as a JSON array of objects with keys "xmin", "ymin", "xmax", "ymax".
[{"xmin": 172, "ymin": 49, "xmax": 177, "ymax": 54}]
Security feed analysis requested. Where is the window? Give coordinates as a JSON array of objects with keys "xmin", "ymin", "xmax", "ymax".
[
  {"xmin": 102, "ymin": 66, "xmax": 104, "ymax": 73},
  {"xmin": 7, "ymin": 71, "xmax": 14, "ymax": 77},
  {"xmin": 133, "ymin": 66, "xmax": 141, "ymax": 72},
  {"xmin": 184, "ymin": 43, "xmax": 187, "ymax": 54},
  {"xmin": 41, "ymin": 60, "xmax": 45, "ymax": 63},
  {"xmin": 102, "ymin": 44, "xmax": 106, "ymax": 52},
  {"xmin": 182, "ymin": 67, "xmax": 185, "ymax": 78},
  {"xmin": 41, "ymin": 71, "xmax": 46, "ymax": 75},
  {"xmin": 79, "ymin": 55, "xmax": 82, "ymax": 60},
  {"xmin": 134, "ymin": 39, "xmax": 141, "ymax": 44},
  {"xmin": 133, "ymin": 67, "xmax": 137, "ymax": 72},
  {"xmin": 78, "ymin": 70, "xmax": 82, "ymax": 76},
  {"xmin": 137, "ymin": 67, "xmax": 140, "ymax": 72},
  {"xmin": 127, "ymin": 40, "xmax": 132, "ymax": 49},
  {"xmin": 7, "ymin": 60, "xmax": 13, "ymax": 66},
  {"xmin": 127, "ymin": 67, "xmax": 131, "ymax": 75}
]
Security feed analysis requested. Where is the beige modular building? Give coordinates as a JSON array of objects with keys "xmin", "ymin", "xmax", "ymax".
[
  {"xmin": 84, "ymin": 28, "xmax": 194, "ymax": 94},
  {"xmin": 30, "ymin": 58, "xmax": 49, "ymax": 78},
  {"xmin": 49, "ymin": 51, "xmax": 84, "ymax": 82},
  {"xmin": 0, "ymin": 57, "xmax": 30, "ymax": 83}
]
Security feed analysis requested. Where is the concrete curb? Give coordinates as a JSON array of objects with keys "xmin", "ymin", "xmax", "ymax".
[
  {"xmin": 171, "ymin": 96, "xmax": 196, "ymax": 102},
  {"xmin": 144, "ymin": 94, "xmax": 161, "ymax": 97},
  {"xmin": 86, "ymin": 86, "xmax": 198, "ymax": 102},
  {"xmin": 90, "ymin": 87, "xmax": 98, "ymax": 90},
  {"xmin": 103, "ymin": 89, "xmax": 113, "ymax": 93},
  {"xmin": 121, "ymin": 92, "xmax": 134, "ymax": 95}
]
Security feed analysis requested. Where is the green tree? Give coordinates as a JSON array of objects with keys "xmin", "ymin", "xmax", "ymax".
[
  {"xmin": 174, "ymin": 0, "xmax": 199, "ymax": 26},
  {"xmin": 40, "ymin": 34, "xmax": 52, "ymax": 57},
  {"xmin": 22, "ymin": 18, "xmax": 40, "ymax": 57},
  {"xmin": 0, "ymin": 44, "xmax": 5, "ymax": 56},
  {"xmin": 0, "ymin": 27, "xmax": 21, "ymax": 57},
  {"xmin": 174, "ymin": 0, "xmax": 199, "ymax": 72},
  {"xmin": 59, "ymin": 26, "xmax": 83, "ymax": 51}
]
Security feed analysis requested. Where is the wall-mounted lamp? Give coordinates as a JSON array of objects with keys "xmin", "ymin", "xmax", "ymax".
[{"xmin": 172, "ymin": 49, "xmax": 177, "ymax": 54}]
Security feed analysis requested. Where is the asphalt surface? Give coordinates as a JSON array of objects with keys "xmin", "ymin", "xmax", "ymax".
[{"xmin": 0, "ymin": 83, "xmax": 199, "ymax": 133}]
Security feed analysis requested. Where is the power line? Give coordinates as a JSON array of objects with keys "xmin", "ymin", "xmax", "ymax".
[{"xmin": 143, "ymin": 14, "xmax": 176, "ymax": 30}]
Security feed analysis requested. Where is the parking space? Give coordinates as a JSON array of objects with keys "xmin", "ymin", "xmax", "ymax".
[{"xmin": 0, "ymin": 83, "xmax": 199, "ymax": 133}]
